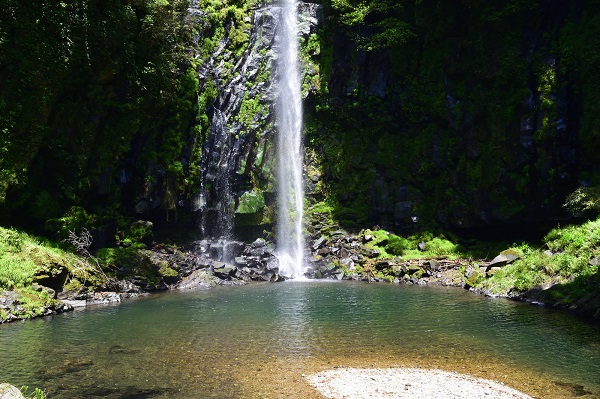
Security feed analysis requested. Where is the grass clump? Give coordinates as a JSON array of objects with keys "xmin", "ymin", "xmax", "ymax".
[
  {"xmin": 20, "ymin": 385, "xmax": 46, "ymax": 399},
  {"xmin": 479, "ymin": 217, "xmax": 600, "ymax": 300},
  {"xmin": 0, "ymin": 226, "xmax": 107, "ymax": 321},
  {"xmin": 362, "ymin": 229, "xmax": 463, "ymax": 259}
]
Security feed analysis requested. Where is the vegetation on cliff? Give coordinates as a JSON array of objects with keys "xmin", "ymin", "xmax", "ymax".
[
  {"xmin": 305, "ymin": 0, "xmax": 600, "ymax": 230},
  {"xmin": 0, "ymin": 226, "xmax": 103, "ymax": 321}
]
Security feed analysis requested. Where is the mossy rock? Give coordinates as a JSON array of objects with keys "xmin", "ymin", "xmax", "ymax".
[
  {"xmin": 465, "ymin": 269, "xmax": 485, "ymax": 288},
  {"xmin": 158, "ymin": 262, "xmax": 179, "ymax": 278}
]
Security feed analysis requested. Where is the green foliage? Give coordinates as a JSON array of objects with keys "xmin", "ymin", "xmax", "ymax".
[
  {"xmin": 385, "ymin": 234, "xmax": 410, "ymax": 256},
  {"xmin": 116, "ymin": 220, "xmax": 153, "ymax": 249},
  {"xmin": 235, "ymin": 92, "xmax": 265, "ymax": 128},
  {"xmin": 0, "ymin": 226, "xmax": 105, "ymax": 298},
  {"xmin": 97, "ymin": 247, "xmax": 161, "ymax": 289},
  {"xmin": 20, "ymin": 385, "xmax": 47, "ymax": 399},
  {"xmin": 158, "ymin": 262, "xmax": 179, "ymax": 277},
  {"xmin": 0, "ymin": 256, "xmax": 36, "ymax": 289},
  {"xmin": 544, "ymin": 218, "xmax": 600, "ymax": 258},
  {"xmin": 45, "ymin": 206, "xmax": 95, "ymax": 239},
  {"xmin": 307, "ymin": 0, "xmax": 582, "ymax": 231},
  {"xmin": 362, "ymin": 229, "xmax": 462, "ymax": 260},
  {"xmin": 236, "ymin": 189, "xmax": 265, "ymax": 214},
  {"xmin": 564, "ymin": 186, "xmax": 600, "ymax": 213},
  {"xmin": 421, "ymin": 238, "xmax": 461, "ymax": 257},
  {"xmin": 481, "ymin": 217, "xmax": 600, "ymax": 298},
  {"xmin": 0, "ymin": 0, "xmax": 203, "ymax": 224},
  {"xmin": 559, "ymin": 11, "xmax": 600, "ymax": 164}
]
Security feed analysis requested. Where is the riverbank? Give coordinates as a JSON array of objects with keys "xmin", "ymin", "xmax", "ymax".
[
  {"xmin": 306, "ymin": 367, "xmax": 533, "ymax": 399},
  {"xmin": 2, "ymin": 217, "xmax": 600, "ymax": 323}
]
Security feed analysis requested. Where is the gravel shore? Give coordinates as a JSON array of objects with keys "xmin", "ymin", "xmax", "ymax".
[{"xmin": 306, "ymin": 367, "xmax": 533, "ymax": 399}]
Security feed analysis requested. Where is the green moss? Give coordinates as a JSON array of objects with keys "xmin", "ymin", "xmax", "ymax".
[
  {"xmin": 465, "ymin": 269, "xmax": 485, "ymax": 288},
  {"xmin": 97, "ymin": 247, "xmax": 160, "ymax": 288},
  {"xmin": 0, "ymin": 226, "xmax": 105, "ymax": 293},
  {"xmin": 236, "ymin": 189, "xmax": 265, "ymax": 214},
  {"xmin": 479, "ymin": 217, "xmax": 600, "ymax": 298},
  {"xmin": 158, "ymin": 262, "xmax": 179, "ymax": 278},
  {"xmin": 385, "ymin": 234, "xmax": 410, "ymax": 256}
]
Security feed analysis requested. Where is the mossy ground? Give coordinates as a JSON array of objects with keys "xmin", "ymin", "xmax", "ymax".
[
  {"xmin": 0, "ymin": 226, "xmax": 106, "ymax": 321},
  {"xmin": 340, "ymin": 216, "xmax": 600, "ymax": 316},
  {"xmin": 479, "ymin": 218, "xmax": 600, "ymax": 304},
  {"xmin": 3, "ymin": 213, "xmax": 600, "ymax": 321}
]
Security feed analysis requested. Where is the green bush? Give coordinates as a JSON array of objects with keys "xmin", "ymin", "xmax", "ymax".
[
  {"xmin": 97, "ymin": 247, "xmax": 161, "ymax": 288},
  {"xmin": 0, "ymin": 256, "xmax": 36, "ymax": 289},
  {"xmin": 425, "ymin": 237, "xmax": 461, "ymax": 257},
  {"xmin": 385, "ymin": 234, "xmax": 410, "ymax": 255}
]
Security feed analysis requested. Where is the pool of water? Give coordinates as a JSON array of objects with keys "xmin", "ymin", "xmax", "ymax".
[{"xmin": 1, "ymin": 281, "xmax": 599, "ymax": 398}]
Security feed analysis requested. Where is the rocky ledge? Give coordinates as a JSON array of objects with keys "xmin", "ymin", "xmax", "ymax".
[{"xmin": 3, "ymin": 228, "xmax": 599, "ymax": 323}]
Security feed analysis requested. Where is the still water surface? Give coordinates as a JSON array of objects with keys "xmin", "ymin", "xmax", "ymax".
[{"xmin": 1, "ymin": 281, "xmax": 599, "ymax": 398}]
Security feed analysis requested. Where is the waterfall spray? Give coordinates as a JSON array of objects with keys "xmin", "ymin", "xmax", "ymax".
[{"xmin": 275, "ymin": 0, "xmax": 304, "ymax": 277}]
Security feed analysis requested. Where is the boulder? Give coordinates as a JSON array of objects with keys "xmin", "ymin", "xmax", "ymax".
[
  {"xmin": 317, "ymin": 247, "xmax": 330, "ymax": 255},
  {"xmin": 487, "ymin": 250, "xmax": 520, "ymax": 269},
  {"xmin": 313, "ymin": 236, "xmax": 327, "ymax": 250},
  {"xmin": 213, "ymin": 264, "xmax": 236, "ymax": 279},
  {"xmin": 176, "ymin": 270, "xmax": 215, "ymax": 290},
  {"xmin": 426, "ymin": 260, "xmax": 440, "ymax": 271},
  {"xmin": 32, "ymin": 283, "xmax": 56, "ymax": 298},
  {"xmin": 0, "ymin": 384, "xmax": 25, "ymax": 399}
]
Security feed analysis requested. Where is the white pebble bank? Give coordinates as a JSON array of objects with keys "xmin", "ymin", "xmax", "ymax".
[{"xmin": 306, "ymin": 367, "xmax": 533, "ymax": 399}]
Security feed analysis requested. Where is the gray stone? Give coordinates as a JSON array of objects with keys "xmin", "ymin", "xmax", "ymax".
[
  {"xmin": 62, "ymin": 299, "xmax": 87, "ymax": 308},
  {"xmin": 316, "ymin": 247, "xmax": 330, "ymax": 256},
  {"xmin": 488, "ymin": 251, "xmax": 520, "ymax": 269},
  {"xmin": 265, "ymin": 257, "xmax": 279, "ymax": 271},
  {"xmin": 464, "ymin": 266, "xmax": 477, "ymax": 279},
  {"xmin": 209, "ymin": 243, "xmax": 224, "ymax": 261},
  {"xmin": 213, "ymin": 265, "xmax": 236, "ymax": 279},
  {"xmin": 0, "ymin": 384, "xmax": 25, "ymax": 399},
  {"xmin": 177, "ymin": 270, "xmax": 215, "ymax": 290},
  {"xmin": 340, "ymin": 257, "xmax": 355, "ymax": 269},
  {"xmin": 234, "ymin": 256, "xmax": 247, "ymax": 266},
  {"xmin": 426, "ymin": 260, "xmax": 440, "ymax": 271},
  {"xmin": 313, "ymin": 236, "xmax": 327, "ymax": 249},
  {"xmin": 487, "ymin": 254, "xmax": 509, "ymax": 268}
]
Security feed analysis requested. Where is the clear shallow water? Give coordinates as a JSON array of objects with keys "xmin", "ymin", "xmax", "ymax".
[{"xmin": 1, "ymin": 281, "xmax": 599, "ymax": 398}]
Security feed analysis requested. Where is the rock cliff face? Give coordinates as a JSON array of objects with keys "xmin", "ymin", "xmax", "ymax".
[{"xmin": 303, "ymin": 0, "xmax": 598, "ymax": 232}]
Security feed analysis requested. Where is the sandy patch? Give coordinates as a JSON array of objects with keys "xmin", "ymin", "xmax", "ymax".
[{"xmin": 306, "ymin": 367, "xmax": 533, "ymax": 399}]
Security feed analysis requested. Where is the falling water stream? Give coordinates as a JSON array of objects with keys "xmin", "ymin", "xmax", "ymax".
[{"xmin": 275, "ymin": 0, "xmax": 305, "ymax": 277}]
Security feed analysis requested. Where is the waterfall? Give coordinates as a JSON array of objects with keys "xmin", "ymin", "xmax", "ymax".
[
  {"xmin": 198, "ymin": 108, "xmax": 236, "ymax": 263},
  {"xmin": 275, "ymin": 0, "xmax": 304, "ymax": 277}
]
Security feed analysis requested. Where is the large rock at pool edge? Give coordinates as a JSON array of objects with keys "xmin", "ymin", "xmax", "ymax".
[{"xmin": 0, "ymin": 384, "xmax": 25, "ymax": 399}]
